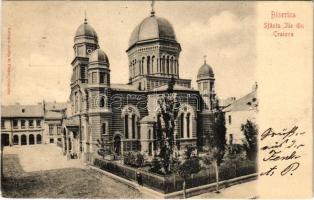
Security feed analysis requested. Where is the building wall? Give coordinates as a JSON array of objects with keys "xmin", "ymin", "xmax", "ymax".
[
  {"xmin": 225, "ymin": 110, "xmax": 257, "ymax": 145},
  {"xmin": 1, "ymin": 118, "xmax": 44, "ymax": 146},
  {"xmin": 43, "ymin": 120, "xmax": 62, "ymax": 144}
]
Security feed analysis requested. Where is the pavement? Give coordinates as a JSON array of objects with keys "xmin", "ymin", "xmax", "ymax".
[
  {"xmin": 191, "ymin": 179, "xmax": 258, "ymax": 199},
  {"xmin": 2, "ymin": 144, "xmax": 84, "ymax": 172}
]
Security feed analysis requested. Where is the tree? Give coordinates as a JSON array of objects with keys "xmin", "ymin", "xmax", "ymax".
[
  {"xmin": 177, "ymin": 146, "xmax": 201, "ymax": 198},
  {"xmin": 241, "ymin": 120, "xmax": 258, "ymax": 161},
  {"xmin": 153, "ymin": 76, "xmax": 181, "ymax": 174},
  {"xmin": 203, "ymin": 106, "xmax": 226, "ymax": 193}
]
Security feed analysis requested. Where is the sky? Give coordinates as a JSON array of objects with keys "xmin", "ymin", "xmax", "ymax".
[{"xmin": 1, "ymin": 1, "xmax": 256, "ymax": 105}]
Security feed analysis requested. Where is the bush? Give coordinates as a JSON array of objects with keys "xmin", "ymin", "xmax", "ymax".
[
  {"xmin": 123, "ymin": 152, "xmax": 144, "ymax": 168},
  {"xmin": 149, "ymin": 157, "xmax": 163, "ymax": 174}
]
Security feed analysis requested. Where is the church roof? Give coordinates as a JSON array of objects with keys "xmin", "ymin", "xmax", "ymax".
[
  {"xmin": 110, "ymin": 84, "xmax": 138, "ymax": 92},
  {"xmin": 74, "ymin": 19, "xmax": 98, "ymax": 41},
  {"xmin": 1, "ymin": 104, "xmax": 43, "ymax": 118},
  {"xmin": 197, "ymin": 62, "xmax": 214, "ymax": 80},
  {"xmin": 128, "ymin": 15, "xmax": 177, "ymax": 48},
  {"xmin": 152, "ymin": 84, "xmax": 196, "ymax": 92},
  {"xmin": 223, "ymin": 90, "xmax": 257, "ymax": 112}
]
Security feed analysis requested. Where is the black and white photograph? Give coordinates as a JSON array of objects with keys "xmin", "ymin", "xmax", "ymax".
[{"xmin": 1, "ymin": 1, "xmax": 313, "ymax": 199}]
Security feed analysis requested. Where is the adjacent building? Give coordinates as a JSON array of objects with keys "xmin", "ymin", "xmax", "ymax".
[
  {"xmin": 1, "ymin": 104, "xmax": 44, "ymax": 146},
  {"xmin": 223, "ymin": 85, "xmax": 258, "ymax": 145},
  {"xmin": 1, "ymin": 102, "xmax": 66, "ymax": 146}
]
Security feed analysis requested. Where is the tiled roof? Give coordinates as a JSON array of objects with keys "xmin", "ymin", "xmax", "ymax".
[
  {"xmin": 223, "ymin": 90, "xmax": 257, "ymax": 112},
  {"xmin": 1, "ymin": 104, "xmax": 44, "ymax": 118},
  {"xmin": 45, "ymin": 111, "xmax": 63, "ymax": 119}
]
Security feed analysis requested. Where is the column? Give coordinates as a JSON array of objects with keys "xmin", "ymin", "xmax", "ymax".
[
  {"xmin": 192, "ymin": 116, "xmax": 197, "ymax": 138},
  {"xmin": 66, "ymin": 131, "xmax": 70, "ymax": 160}
]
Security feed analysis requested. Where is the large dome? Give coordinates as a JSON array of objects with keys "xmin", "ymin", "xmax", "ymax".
[
  {"xmin": 89, "ymin": 48, "xmax": 109, "ymax": 65},
  {"xmin": 75, "ymin": 19, "xmax": 98, "ymax": 41},
  {"xmin": 197, "ymin": 62, "xmax": 214, "ymax": 79},
  {"xmin": 128, "ymin": 15, "xmax": 177, "ymax": 48}
]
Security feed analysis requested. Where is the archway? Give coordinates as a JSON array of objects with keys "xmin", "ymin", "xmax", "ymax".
[
  {"xmin": 13, "ymin": 135, "xmax": 19, "ymax": 145},
  {"xmin": 114, "ymin": 135, "xmax": 121, "ymax": 156},
  {"xmin": 21, "ymin": 135, "xmax": 27, "ymax": 145},
  {"xmin": 1, "ymin": 134, "xmax": 10, "ymax": 146},
  {"xmin": 29, "ymin": 134, "xmax": 35, "ymax": 145},
  {"xmin": 36, "ymin": 134, "xmax": 42, "ymax": 144}
]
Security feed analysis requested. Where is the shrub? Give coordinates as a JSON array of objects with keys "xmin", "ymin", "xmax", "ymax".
[
  {"xmin": 150, "ymin": 157, "xmax": 163, "ymax": 174},
  {"xmin": 123, "ymin": 151, "xmax": 144, "ymax": 168}
]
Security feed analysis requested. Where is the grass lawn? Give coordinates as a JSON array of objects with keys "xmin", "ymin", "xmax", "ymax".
[{"xmin": 1, "ymin": 154, "xmax": 142, "ymax": 198}]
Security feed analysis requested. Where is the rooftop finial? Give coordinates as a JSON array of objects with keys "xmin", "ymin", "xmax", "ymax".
[
  {"xmin": 150, "ymin": 0, "xmax": 155, "ymax": 16},
  {"xmin": 84, "ymin": 10, "xmax": 88, "ymax": 24},
  {"xmin": 203, "ymin": 55, "xmax": 207, "ymax": 64}
]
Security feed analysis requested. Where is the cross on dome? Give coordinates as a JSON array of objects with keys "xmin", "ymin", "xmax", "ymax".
[
  {"xmin": 203, "ymin": 55, "xmax": 207, "ymax": 64},
  {"xmin": 84, "ymin": 10, "xmax": 88, "ymax": 24},
  {"xmin": 150, "ymin": 0, "xmax": 155, "ymax": 16}
]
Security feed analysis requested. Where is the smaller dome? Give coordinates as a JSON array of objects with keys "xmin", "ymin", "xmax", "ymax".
[
  {"xmin": 197, "ymin": 62, "xmax": 214, "ymax": 79},
  {"xmin": 74, "ymin": 19, "xmax": 98, "ymax": 41},
  {"xmin": 89, "ymin": 49, "xmax": 109, "ymax": 65}
]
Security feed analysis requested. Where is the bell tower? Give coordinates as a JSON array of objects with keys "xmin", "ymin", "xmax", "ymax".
[{"xmin": 197, "ymin": 56, "xmax": 215, "ymax": 111}]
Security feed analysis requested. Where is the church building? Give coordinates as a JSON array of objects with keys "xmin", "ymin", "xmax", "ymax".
[{"xmin": 61, "ymin": 8, "xmax": 217, "ymax": 162}]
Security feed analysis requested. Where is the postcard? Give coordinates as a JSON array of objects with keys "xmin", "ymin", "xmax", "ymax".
[{"xmin": 1, "ymin": 1, "xmax": 313, "ymax": 199}]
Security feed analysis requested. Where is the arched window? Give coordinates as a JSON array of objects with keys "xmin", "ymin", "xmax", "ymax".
[
  {"xmin": 100, "ymin": 96, "xmax": 105, "ymax": 108},
  {"xmin": 124, "ymin": 115, "xmax": 129, "ymax": 139},
  {"xmin": 170, "ymin": 57, "xmax": 174, "ymax": 74},
  {"xmin": 180, "ymin": 113, "xmax": 184, "ymax": 138},
  {"xmin": 37, "ymin": 134, "xmax": 42, "ymax": 144},
  {"xmin": 156, "ymin": 58, "xmax": 159, "ymax": 73},
  {"xmin": 186, "ymin": 113, "xmax": 190, "ymax": 138},
  {"xmin": 166, "ymin": 56, "xmax": 170, "ymax": 74},
  {"xmin": 139, "ymin": 61, "xmax": 142, "ymax": 75},
  {"xmin": 142, "ymin": 57, "xmax": 146, "ymax": 74},
  {"xmin": 148, "ymin": 129, "xmax": 151, "ymax": 139},
  {"xmin": 162, "ymin": 56, "xmax": 165, "ymax": 73},
  {"xmin": 132, "ymin": 114, "xmax": 136, "ymax": 139},
  {"xmin": 147, "ymin": 56, "xmax": 150, "ymax": 74},
  {"xmin": 174, "ymin": 59, "xmax": 177, "ymax": 74},
  {"xmin": 21, "ymin": 135, "xmax": 27, "ymax": 145},
  {"xmin": 74, "ymin": 92, "xmax": 78, "ymax": 112},
  {"xmin": 29, "ymin": 134, "xmax": 35, "ymax": 145},
  {"xmin": 122, "ymin": 105, "xmax": 141, "ymax": 140},
  {"xmin": 152, "ymin": 56, "xmax": 155, "ymax": 74},
  {"xmin": 179, "ymin": 105, "xmax": 194, "ymax": 138},
  {"xmin": 13, "ymin": 135, "xmax": 19, "ymax": 145}
]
